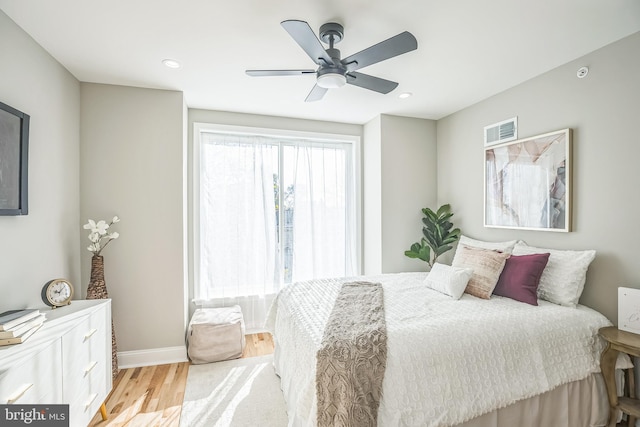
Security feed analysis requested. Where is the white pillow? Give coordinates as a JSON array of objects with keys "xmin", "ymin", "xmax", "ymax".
[
  {"xmin": 451, "ymin": 235, "xmax": 518, "ymax": 265},
  {"xmin": 511, "ymin": 242, "xmax": 596, "ymax": 307},
  {"xmin": 424, "ymin": 263, "xmax": 474, "ymax": 300}
]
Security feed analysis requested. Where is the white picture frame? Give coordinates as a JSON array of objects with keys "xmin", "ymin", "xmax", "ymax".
[{"xmin": 484, "ymin": 128, "xmax": 571, "ymax": 232}]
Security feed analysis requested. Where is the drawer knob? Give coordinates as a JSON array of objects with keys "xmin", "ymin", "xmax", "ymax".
[
  {"xmin": 84, "ymin": 361, "xmax": 98, "ymax": 376},
  {"xmin": 7, "ymin": 383, "xmax": 33, "ymax": 404},
  {"xmin": 85, "ymin": 393, "xmax": 98, "ymax": 410},
  {"xmin": 84, "ymin": 328, "xmax": 98, "ymax": 340}
]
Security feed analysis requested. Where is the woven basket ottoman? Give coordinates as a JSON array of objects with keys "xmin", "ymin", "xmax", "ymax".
[{"xmin": 187, "ymin": 305, "xmax": 246, "ymax": 364}]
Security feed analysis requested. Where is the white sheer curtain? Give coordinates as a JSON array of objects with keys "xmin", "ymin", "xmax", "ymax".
[
  {"xmin": 284, "ymin": 142, "xmax": 357, "ymax": 282},
  {"xmin": 194, "ymin": 130, "xmax": 357, "ymax": 331},
  {"xmin": 195, "ymin": 133, "xmax": 280, "ymax": 331}
]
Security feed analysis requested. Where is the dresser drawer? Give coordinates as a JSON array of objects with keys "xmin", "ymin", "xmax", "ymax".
[
  {"xmin": 68, "ymin": 373, "xmax": 107, "ymax": 427},
  {"xmin": 0, "ymin": 339, "xmax": 62, "ymax": 404},
  {"xmin": 61, "ymin": 308, "xmax": 107, "ymax": 400},
  {"xmin": 0, "ymin": 300, "xmax": 112, "ymax": 427}
]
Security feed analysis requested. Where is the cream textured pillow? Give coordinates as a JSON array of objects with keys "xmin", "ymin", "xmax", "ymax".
[
  {"xmin": 452, "ymin": 245, "xmax": 510, "ymax": 299},
  {"xmin": 511, "ymin": 242, "xmax": 596, "ymax": 307},
  {"xmin": 451, "ymin": 235, "xmax": 518, "ymax": 266},
  {"xmin": 424, "ymin": 263, "xmax": 474, "ymax": 300}
]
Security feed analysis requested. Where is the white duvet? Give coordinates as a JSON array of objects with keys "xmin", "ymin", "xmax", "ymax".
[{"xmin": 265, "ymin": 272, "xmax": 612, "ymax": 427}]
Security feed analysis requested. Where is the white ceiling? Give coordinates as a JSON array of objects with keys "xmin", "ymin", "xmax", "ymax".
[{"xmin": 1, "ymin": 0, "xmax": 639, "ymax": 124}]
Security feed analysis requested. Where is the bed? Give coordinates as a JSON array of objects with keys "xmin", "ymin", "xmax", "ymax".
[{"xmin": 265, "ymin": 271, "xmax": 615, "ymax": 427}]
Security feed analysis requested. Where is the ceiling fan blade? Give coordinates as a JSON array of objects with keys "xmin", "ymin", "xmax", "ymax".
[
  {"xmin": 305, "ymin": 84, "xmax": 328, "ymax": 102},
  {"xmin": 281, "ymin": 20, "xmax": 334, "ymax": 66},
  {"xmin": 342, "ymin": 31, "xmax": 417, "ymax": 71},
  {"xmin": 246, "ymin": 69, "xmax": 316, "ymax": 77},
  {"xmin": 346, "ymin": 72, "xmax": 398, "ymax": 94}
]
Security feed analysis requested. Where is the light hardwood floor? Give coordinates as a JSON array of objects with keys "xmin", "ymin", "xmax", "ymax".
[{"xmin": 88, "ymin": 333, "xmax": 275, "ymax": 427}]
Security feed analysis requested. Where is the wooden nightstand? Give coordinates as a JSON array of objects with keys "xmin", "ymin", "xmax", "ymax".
[{"xmin": 599, "ymin": 326, "xmax": 640, "ymax": 427}]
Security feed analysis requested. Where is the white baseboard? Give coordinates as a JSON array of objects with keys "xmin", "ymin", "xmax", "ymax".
[{"xmin": 118, "ymin": 345, "xmax": 188, "ymax": 369}]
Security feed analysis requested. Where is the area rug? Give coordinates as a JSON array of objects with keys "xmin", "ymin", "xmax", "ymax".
[{"xmin": 179, "ymin": 355, "xmax": 288, "ymax": 427}]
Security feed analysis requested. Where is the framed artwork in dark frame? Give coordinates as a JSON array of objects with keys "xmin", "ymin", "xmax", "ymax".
[{"xmin": 0, "ymin": 100, "xmax": 29, "ymax": 215}]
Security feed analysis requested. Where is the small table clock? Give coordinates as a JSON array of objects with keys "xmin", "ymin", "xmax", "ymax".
[{"xmin": 41, "ymin": 279, "xmax": 74, "ymax": 308}]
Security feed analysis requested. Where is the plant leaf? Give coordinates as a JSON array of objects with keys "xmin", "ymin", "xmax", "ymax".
[
  {"xmin": 407, "ymin": 204, "xmax": 459, "ymax": 266},
  {"xmin": 423, "ymin": 209, "xmax": 437, "ymax": 223},
  {"xmin": 418, "ymin": 246, "xmax": 431, "ymax": 262},
  {"xmin": 438, "ymin": 212, "xmax": 454, "ymax": 222},
  {"xmin": 435, "ymin": 245, "xmax": 452, "ymax": 256},
  {"xmin": 404, "ymin": 250, "xmax": 419, "ymax": 259},
  {"xmin": 436, "ymin": 204, "xmax": 451, "ymax": 217}
]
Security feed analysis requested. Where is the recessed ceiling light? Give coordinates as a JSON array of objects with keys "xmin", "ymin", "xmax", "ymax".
[
  {"xmin": 399, "ymin": 92, "xmax": 413, "ymax": 99},
  {"xmin": 576, "ymin": 66, "xmax": 589, "ymax": 78},
  {"xmin": 162, "ymin": 59, "xmax": 181, "ymax": 69}
]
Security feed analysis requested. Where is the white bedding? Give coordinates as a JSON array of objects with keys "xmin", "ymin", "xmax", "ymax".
[{"xmin": 265, "ymin": 272, "xmax": 613, "ymax": 427}]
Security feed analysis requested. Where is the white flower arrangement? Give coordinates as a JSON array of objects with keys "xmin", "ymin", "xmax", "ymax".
[{"xmin": 83, "ymin": 216, "xmax": 120, "ymax": 256}]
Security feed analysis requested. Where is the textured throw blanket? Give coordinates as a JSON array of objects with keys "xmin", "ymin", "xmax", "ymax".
[{"xmin": 315, "ymin": 281, "xmax": 387, "ymax": 427}]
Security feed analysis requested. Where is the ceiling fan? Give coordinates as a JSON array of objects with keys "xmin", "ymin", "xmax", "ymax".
[{"xmin": 246, "ymin": 20, "xmax": 418, "ymax": 102}]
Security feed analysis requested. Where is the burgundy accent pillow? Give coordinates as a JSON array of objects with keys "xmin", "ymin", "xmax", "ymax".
[{"xmin": 493, "ymin": 253, "xmax": 550, "ymax": 305}]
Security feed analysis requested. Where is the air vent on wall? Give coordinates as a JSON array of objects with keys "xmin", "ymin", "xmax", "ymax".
[{"xmin": 484, "ymin": 117, "xmax": 517, "ymax": 146}]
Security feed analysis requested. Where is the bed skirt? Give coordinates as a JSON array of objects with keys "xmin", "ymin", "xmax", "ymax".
[
  {"xmin": 459, "ymin": 373, "xmax": 608, "ymax": 427},
  {"xmin": 274, "ymin": 344, "xmax": 609, "ymax": 427}
]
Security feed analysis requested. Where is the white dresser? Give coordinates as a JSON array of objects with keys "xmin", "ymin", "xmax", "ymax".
[{"xmin": 0, "ymin": 299, "xmax": 112, "ymax": 427}]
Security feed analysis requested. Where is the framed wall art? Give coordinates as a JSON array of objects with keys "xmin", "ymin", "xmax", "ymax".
[
  {"xmin": 0, "ymin": 101, "xmax": 30, "ymax": 215},
  {"xmin": 484, "ymin": 128, "xmax": 571, "ymax": 232}
]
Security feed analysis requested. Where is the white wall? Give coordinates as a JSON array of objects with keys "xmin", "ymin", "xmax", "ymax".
[
  {"xmin": 364, "ymin": 114, "xmax": 438, "ymax": 274},
  {"xmin": 0, "ymin": 11, "xmax": 81, "ymax": 312},
  {"xmin": 437, "ymin": 31, "xmax": 640, "ymax": 323},
  {"xmin": 80, "ymin": 83, "xmax": 186, "ymax": 352}
]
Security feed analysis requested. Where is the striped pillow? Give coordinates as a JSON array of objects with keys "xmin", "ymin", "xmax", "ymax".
[
  {"xmin": 451, "ymin": 235, "xmax": 517, "ymax": 266},
  {"xmin": 452, "ymin": 245, "xmax": 510, "ymax": 299}
]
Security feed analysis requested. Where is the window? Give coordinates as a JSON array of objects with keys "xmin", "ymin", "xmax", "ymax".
[{"xmin": 193, "ymin": 124, "xmax": 360, "ymax": 330}]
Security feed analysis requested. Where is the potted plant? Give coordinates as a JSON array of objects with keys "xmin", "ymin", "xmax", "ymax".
[{"xmin": 404, "ymin": 204, "xmax": 460, "ymax": 268}]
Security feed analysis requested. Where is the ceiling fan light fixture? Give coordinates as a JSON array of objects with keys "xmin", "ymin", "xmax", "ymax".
[{"xmin": 317, "ymin": 72, "xmax": 346, "ymax": 89}]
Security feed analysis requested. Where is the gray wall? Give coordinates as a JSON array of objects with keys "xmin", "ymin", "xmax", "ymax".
[
  {"xmin": 380, "ymin": 115, "xmax": 438, "ymax": 273},
  {"xmin": 363, "ymin": 116, "xmax": 383, "ymax": 273},
  {"xmin": 363, "ymin": 114, "xmax": 438, "ymax": 274},
  {"xmin": 80, "ymin": 83, "xmax": 186, "ymax": 351},
  {"xmin": 437, "ymin": 31, "xmax": 640, "ymax": 323},
  {"xmin": 0, "ymin": 11, "xmax": 81, "ymax": 313}
]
